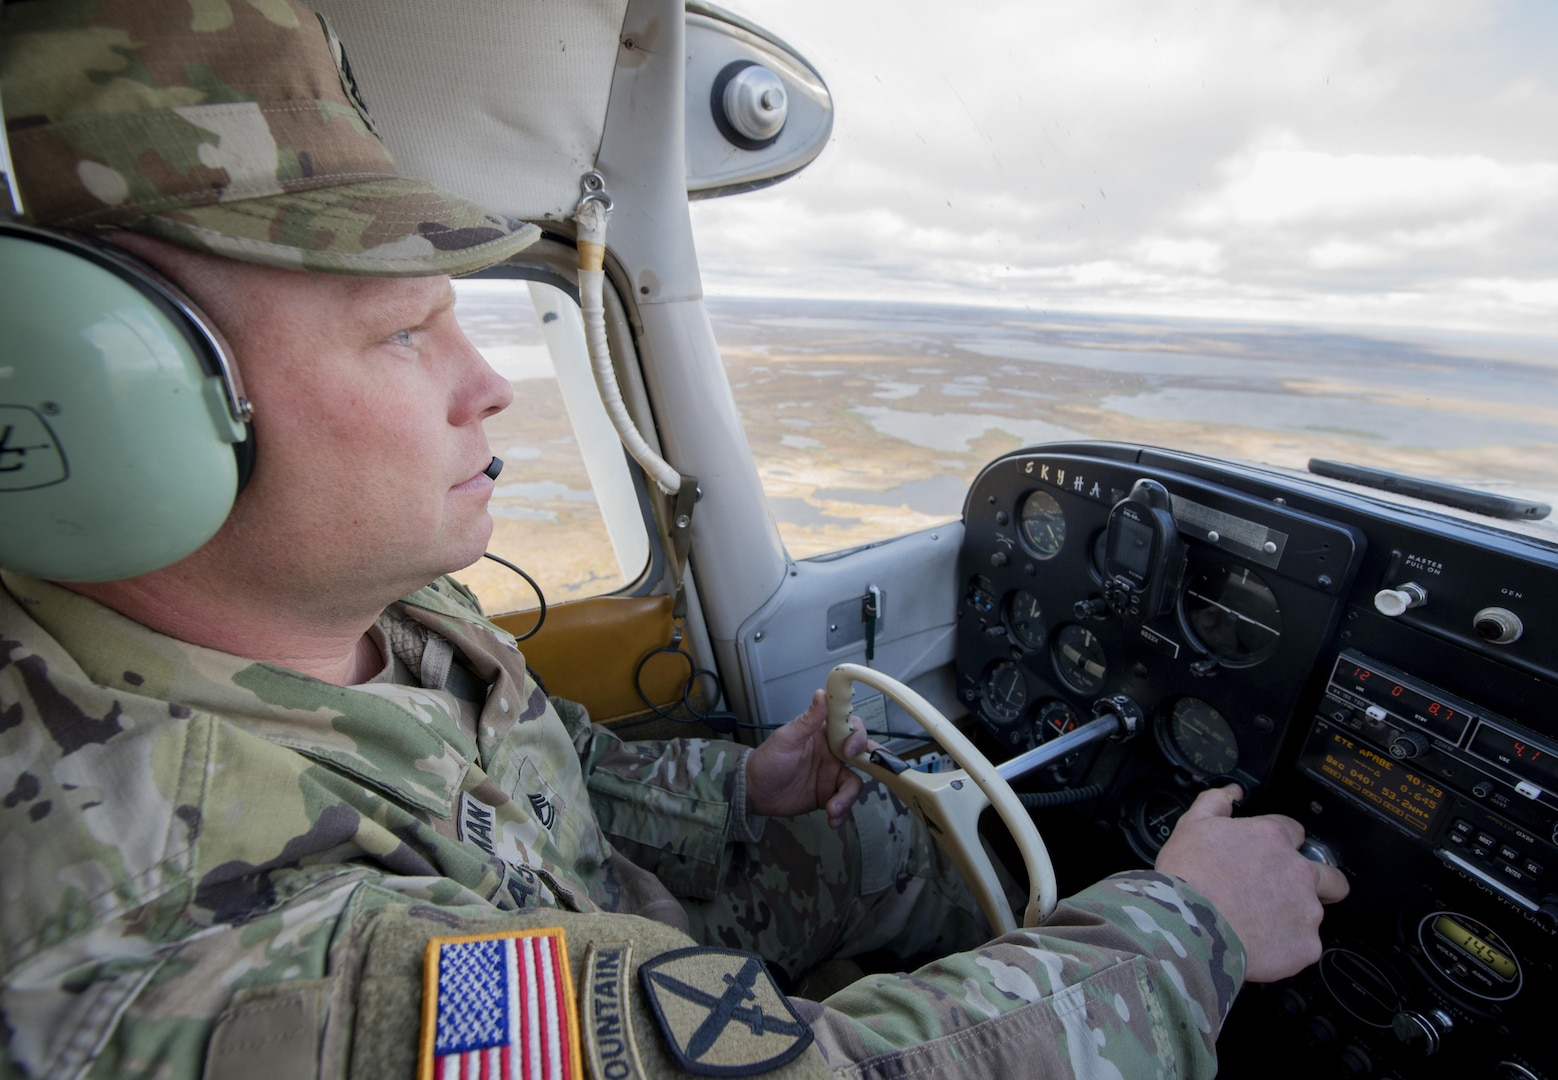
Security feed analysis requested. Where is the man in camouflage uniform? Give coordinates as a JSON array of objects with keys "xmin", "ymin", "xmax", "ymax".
[{"xmin": 0, "ymin": 3, "xmax": 1348, "ymax": 1078}]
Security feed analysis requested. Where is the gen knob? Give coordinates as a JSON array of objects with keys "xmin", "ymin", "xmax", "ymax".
[{"xmin": 1473, "ymin": 607, "xmax": 1524, "ymax": 645}]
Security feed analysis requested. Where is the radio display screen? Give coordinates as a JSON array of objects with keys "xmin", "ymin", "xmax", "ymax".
[
  {"xmin": 1468, "ymin": 723, "xmax": 1558, "ymax": 794},
  {"xmin": 1329, "ymin": 656, "xmax": 1472, "ymax": 744},
  {"xmin": 1302, "ymin": 720, "xmax": 1447, "ymax": 835}
]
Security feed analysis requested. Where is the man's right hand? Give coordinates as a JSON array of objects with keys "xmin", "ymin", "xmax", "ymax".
[{"xmin": 1155, "ymin": 784, "xmax": 1350, "ymax": 983}]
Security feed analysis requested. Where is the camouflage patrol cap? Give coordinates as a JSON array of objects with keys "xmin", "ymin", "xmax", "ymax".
[{"xmin": 1, "ymin": 0, "xmax": 539, "ymax": 276}]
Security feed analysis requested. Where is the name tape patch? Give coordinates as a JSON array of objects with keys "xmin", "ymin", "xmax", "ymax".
[
  {"xmin": 583, "ymin": 943, "xmax": 647, "ymax": 1080},
  {"xmin": 421, "ymin": 927, "xmax": 583, "ymax": 1080}
]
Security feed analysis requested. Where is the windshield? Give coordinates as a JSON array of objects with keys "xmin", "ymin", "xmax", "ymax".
[{"xmin": 692, "ymin": 0, "xmax": 1558, "ymax": 556}]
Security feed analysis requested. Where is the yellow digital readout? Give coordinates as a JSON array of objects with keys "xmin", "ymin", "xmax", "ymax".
[
  {"xmin": 1316, "ymin": 729, "xmax": 1445, "ymax": 834},
  {"xmin": 1433, "ymin": 916, "xmax": 1518, "ymax": 981}
]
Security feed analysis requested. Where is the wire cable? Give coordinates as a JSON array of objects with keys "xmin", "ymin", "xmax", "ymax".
[
  {"xmin": 611, "ymin": 631, "xmax": 899, "ymax": 739},
  {"xmin": 481, "ymin": 551, "xmax": 546, "ymax": 642}
]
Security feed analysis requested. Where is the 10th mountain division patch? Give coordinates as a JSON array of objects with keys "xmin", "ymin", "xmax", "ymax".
[{"xmin": 636, "ymin": 947, "xmax": 814, "ymax": 1076}]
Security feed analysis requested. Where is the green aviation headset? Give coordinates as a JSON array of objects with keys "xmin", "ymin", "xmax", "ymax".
[{"xmin": 0, "ymin": 220, "xmax": 256, "ymax": 582}]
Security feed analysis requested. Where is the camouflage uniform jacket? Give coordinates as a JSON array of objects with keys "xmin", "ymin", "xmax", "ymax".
[{"xmin": 0, "ymin": 570, "xmax": 1244, "ymax": 1078}]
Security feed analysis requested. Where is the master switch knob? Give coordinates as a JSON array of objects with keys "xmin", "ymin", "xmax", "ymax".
[{"xmin": 1374, "ymin": 582, "xmax": 1427, "ymax": 617}]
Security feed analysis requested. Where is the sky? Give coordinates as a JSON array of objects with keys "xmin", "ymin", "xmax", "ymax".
[{"xmin": 689, "ymin": 0, "xmax": 1558, "ymax": 335}]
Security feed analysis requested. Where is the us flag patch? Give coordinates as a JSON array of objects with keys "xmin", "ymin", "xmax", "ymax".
[{"xmin": 420, "ymin": 928, "xmax": 583, "ymax": 1080}]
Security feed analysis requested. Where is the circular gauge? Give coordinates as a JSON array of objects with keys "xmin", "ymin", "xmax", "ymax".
[
  {"xmin": 980, "ymin": 660, "xmax": 1028, "ymax": 726},
  {"xmin": 1018, "ymin": 490, "xmax": 1066, "ymax": 559},
  {"xmin": 1006, "ymin": 589, "xmax": 1046, "ymax": 649},
  {"xmin": 1052, "ymin": 624, "xmax": 1108, "ymax": 694},
  {"xmin": 1123, "ymin": 789, "xmax": 1193, "ymax": 862},
  {"xmin": 1161, "ymin": 697, "xmax": 1240, "ymax": 777},
  {"xmin": 1036, "ymin": 699, "xmax": 1082, "ymax": 741},
  {"xmin": 1181, "ymin": 562, "xmax": 1283, "ymax": 665}
]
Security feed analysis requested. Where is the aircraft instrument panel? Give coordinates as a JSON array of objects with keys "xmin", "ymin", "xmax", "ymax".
[{"xmin": 956, "ymin": 442, "xmax": 1558, "ymax": 1080}]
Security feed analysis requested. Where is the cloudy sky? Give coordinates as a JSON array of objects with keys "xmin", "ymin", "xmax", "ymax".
[{"xmin": 690, "ymin": 0, "xmax": 1557, "ymax": 335}]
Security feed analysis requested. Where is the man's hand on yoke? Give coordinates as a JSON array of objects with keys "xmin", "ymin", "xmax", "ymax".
[
  {"xmin": 746, "ymin": 689, "xmax": 870, "ymax": 828},
  {"xmin": 1156, "ymin": 784, "xmax": 1351, "ymax": 983}
]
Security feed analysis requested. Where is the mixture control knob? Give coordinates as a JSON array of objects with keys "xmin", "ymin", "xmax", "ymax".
[
  {"xmin": 1392, "ymin": 1008, "xmax": 1452, "ymax": 1055},
  {"xmin": 1473, "ymin": 607, "xmax": 1524, "ymax": 644},
  {"xmin": 1374, "ymin": 582, "xmax": 1428, "ymax": 617},
  {"xmin": 1389, "ymin": 731, "xmax": 1431, "ymax": 759}
]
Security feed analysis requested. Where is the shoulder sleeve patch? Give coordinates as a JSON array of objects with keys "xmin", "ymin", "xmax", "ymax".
[
  {"xmin": 637, "ymin": 947, "xmax": 813, "ymax": 1077},
  {"xmin": 421, "ymin": 927, "xmax": 583, "ymax": 1080}
]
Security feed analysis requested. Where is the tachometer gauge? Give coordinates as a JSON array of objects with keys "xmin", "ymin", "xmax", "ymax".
[
  {"xmin": 1181, "ymin": 562, "xmax": 1282, "ymax": 665},
  {"xmin": 980, "ymin": 660, "xmax": 1028, "ymax": 726},
  {"xmin": 1161, "ymin": 697, "xmax": 1239, "ymax": 777},
  {"xmin": 1052, "ymin": 624, "xmax": 1108, "ymax": 694},
  {"xmin": 1006, "ymin": 589, "xmax": 1046, "ymax": 649},
  {"xmin": 1018, "ymin": 489, "xmax": 1066, "ymax": 558}
]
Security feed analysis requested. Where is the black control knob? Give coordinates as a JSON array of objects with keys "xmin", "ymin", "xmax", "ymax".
[
  {"xmin": 1389, "ymin": 731, "xmax": 1430, "ymax": 759},
  {"xmin": 1073, "ymin": 597, "xmax": 1108, "ymax": 619},
  {"xmin": 991, "ymin": 551, "xmax": 1009, "ymax": 568},
  {"xmin": 1493, "ymin": 1062, "xmax": 1541, "ymax": 1080},
  {"xmin": 1473, "ymin": 607, "xmax": 1523, "ymax": 644},
  {"xmin": 1305, "ymin": 1014, "xmax": 1340, "ymax": 1050},
  {"xmin": 1392, "ymin": 1008, "xmax": 1452, "ymax": 1055},
  {"xmin": 1338, "ymin": 1044, "xmax": 1373, "ymax": 1078}
]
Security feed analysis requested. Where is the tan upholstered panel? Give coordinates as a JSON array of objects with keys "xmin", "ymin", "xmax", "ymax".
[{"xmin": 493, "ymin": 595, "xmax": 686, "ymax": 724}]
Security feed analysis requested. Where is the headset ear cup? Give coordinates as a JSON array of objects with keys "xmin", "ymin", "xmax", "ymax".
[{"xmin": 0, "ymin": 226, "xmax": 253, "ymax": 582}]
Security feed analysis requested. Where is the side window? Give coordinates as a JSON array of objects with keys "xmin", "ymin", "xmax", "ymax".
[{"xmin": 451, "ymin": 277, "xmax": 651, "ymax": 614}]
